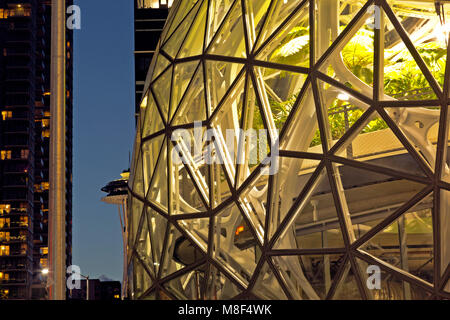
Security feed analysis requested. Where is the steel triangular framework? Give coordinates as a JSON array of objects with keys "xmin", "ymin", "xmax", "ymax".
[{"xmin": 129, "ymin": 0, "xmax": 450, "ymax": 300}]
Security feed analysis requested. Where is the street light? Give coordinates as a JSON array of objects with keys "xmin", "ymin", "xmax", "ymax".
[{"xmin": 79, "ymin": 274, "xmax": 90, "ymax": 301}]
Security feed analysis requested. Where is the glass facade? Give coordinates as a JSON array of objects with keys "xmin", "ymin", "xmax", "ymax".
[{"xmin": 128, "ymin": 0, "xmax": 450, "ymax": 300}]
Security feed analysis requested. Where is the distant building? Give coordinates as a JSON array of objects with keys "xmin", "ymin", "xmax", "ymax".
[{"xmin": 70, "ymin": 279, "xmax": 121, "ymax": 301}]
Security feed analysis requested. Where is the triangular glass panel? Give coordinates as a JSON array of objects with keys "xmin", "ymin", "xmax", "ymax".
[
  {"xmin": 142, "ymin": 135, "xmax": 165, "ymax": 197},
  {"xmin": 273, "ymin": 167, "xmax": 345, "ymax": 250},
  {"xmin": 152, "ymin": 54, "xmax": 171, "ymax": 82},
  {"xmin": 209, "ymin": 73, "xmax": 246, "ymax": 182},
  {"xmin": 205, "ymin": 0, "xmax": 235, "ymax": 47},
  {"xmin": 208, "ymin": 0, "xmax": 247, "ymax": 58},
  {"xmin": 162, "ymin": 0, "xmax": 202, "ymax": 58},
  {"xmin": 285, "ymin": 254, "xmax": 346, "ymax": 299},
  {"xmin": 132, "ymin": 254, "xmax": 154, "ymax": 299},
  {"xmin": 317, "ymin": 4, "xmax": 375, "ymax": 99},
  {"xmin": 316, "ymin": 79, "xmax": 371, "ymax": 153},
  {"xmin": 251, "ymin": 261, "xmax": 288, "ymax": 300},
  {"xmin": 212, "ymin": 203, "xmax": 259, "ymax": 288},
  {"xmin": 131, "ymin": 151, "xmax": 145, "ymax": 198},
  {"xmin": 243, "ymin": 0, "xmax": 271, "ymax": 51},
  {"xmin": 176, "ymin": 218, "xmax": 210, "ymax": 254},
  {"xmin": 256, "ymin": 2, "xmax": 310, "ymax": 68},
  {"xmin": 129, "ymin": 197, "xmax": 145, "ymax": 252},
  {"xmin": 267, "ymin": 156, "xmax": 321, "ymax": 242},
  {"xmin": 152, "ymin": 66, "xmax": 173, "ymax": 122},
  {"xmin": 170, "ymin": 128, "xmax": 210, "ymax": 213},
  {"xmin": 235, "ymin": 77, "xmax": 269, "ymax": 188},
  {"xmin": 170, "ymin": 61, "xmax": 200, "ymax": 122},
  {"xmin": 163, "ymin": 0, "xmax": 202, "ymax": 44},
  {"xmin": 335, "ymin": 110, "xmax": 429, "ymax": 178},
  {"xmin": 383, "ymin": 11, "xmax": 439, "ymax": 101},
  {"xmin": 272, "ymin": 254, "xmax": 346, "ymax": 300},
  {"xmin": 334, "ymin": 163, "xmax": 428, "ymax": 242},
  {"xmin": 386, "ymin": 4, "xmax": 447, "ymax": 89},
  {"xmin": 147, "ymin": 139, "xmax": 168, "ymax": 212},
  {"xmin": 341, "ymin": 25, "xmax": 374, "ymax": 87},
  {"xmin": 205, "ymin": 60, "xmax": 245, "ymax": 117},
  {"xmin": 172, "ymin": 64, "xmax": 207, "ymax": 126},
  {"xmin": 210, "ymin": 161, "xmax": 233, "ymax": 209},
  {"xmin": 359, "ymin": 194, "xmax": 435, "ymax": 285},
  {"xmin": 163, "ymin": 264, "xmax": 207, "ymax": 300},
  {"xmin": 178, "ymin": 0, "xmax": 207, "ymax": 58},
  {"xmin": 279, "ymin": 84, "xmax": 324, "ymax": 153},
  {"xmin": 355, "ymin": 257, "xmax": 434, "ymax": 300},
  {"xmin": 384, "ymin": 106, "xmax": 440, "ymax": 170},
  {"xmin": 253, "ymin": 66, "xmax": 308, "ymax": 130},
  {"xmin": 237, "ymin": 171, "xmax": 269, "ymax": 245},
  {"xmin": 254, "ymin": 0, "xmax": 308, "ymax": 53},
  {"xmin": 331, "ymin": 260, "xmax": 363, "ymax": 300},
  {"xmin": 142, "ymin": 93, "xmax": 165, "ymax": 139},
  {"xmin": 159, "ymin": 224, "xmax": 193, "ymax": 279},
  {"xmin": 135, "ymin": 207, "xmax": 156, "ymax": 278},
  {"xmin": 146, "ymin": 206, "xmax": 168, "ymax": 277},
  {"xmin": 205, "ymin": 264, "xmax": 243, "ymax": 300}
]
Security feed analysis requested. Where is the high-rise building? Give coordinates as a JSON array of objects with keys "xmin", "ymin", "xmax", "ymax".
[
  {"xmin": 0, "ymin": 0, "xmax": 73, "ymax": 300},
  {"xmin": 134, "ymin": 0, "xmax": 172, "ymax": 123}
]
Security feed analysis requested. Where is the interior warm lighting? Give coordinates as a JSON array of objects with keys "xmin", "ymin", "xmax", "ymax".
[
  {"xmin": 140, "ymin": 95, "xmax": 148, "ymax": 109},
  {"xmin": 433, "ymin": 22, "xmax": 450, "ymax": 45},
  {"xmin": 337, "ymin": 93, "xmax": 350, "ymax": 101},
  {"xmin": 235, "ymin": 226, "xmax": 245, "ymax": 236},
  {"xmin": 41, "ymin": 268, "xmax": 49, "ymax": 275}
]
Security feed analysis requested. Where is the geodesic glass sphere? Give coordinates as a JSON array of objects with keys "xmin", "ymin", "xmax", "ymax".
[{"xmin": 128, "ymin": 0, "xmax": 450, "ymax": 300}]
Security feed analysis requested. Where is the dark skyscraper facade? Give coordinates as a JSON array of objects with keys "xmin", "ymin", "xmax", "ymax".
[
  {"xmin": 134, "ymin": 0, "xmax": 171, "ymax": 122},
  {"xmin": 0, "ymin": 0, "xmax": 73, "ymax": 300}
]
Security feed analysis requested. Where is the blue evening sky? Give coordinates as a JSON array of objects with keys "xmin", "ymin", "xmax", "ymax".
[{"xmin": 73, "ymin": 0, "xmax": 136, "ymax": 281}]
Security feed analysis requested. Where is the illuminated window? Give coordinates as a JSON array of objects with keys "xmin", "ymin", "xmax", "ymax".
[
  {"xmin": 0, "ymin": 205, "xmax": 11, "ymax": 215},
  {"xmin": 0, "ymin": 9, "xmax": 9, "ymax": 19},
  {"xmin": 0, "ymin": 218, "xmax": 10, "ymax": 228},
  {"xmin": 42, "ymin": 129, "xmax": 50, "ymax": 138},
  {"xmin": 40, "ymin": 247, "xmax": 48, "ymax": 255},
  {"xmin": 0, "ymin": 232, "xmax": 10, "ymax": 242},
  {"xmin": 1, "ymin": 150, "xmax": 12, "ymax": 160},
  {"xmin": 20, "ymin": 149, "xmax": 29, "ymax": 159},
  {"xmin": 1, "ymin": 111, "xmax": 12, "ymax": 121},
  {"xmin": 0, "ymin": 245, "xmax": 10, "ymax": 256},
  {"xmin": 41, "ymin": 182, "xmax": 49, "ymax": 191},
  {"xmin": 19, "ymin": 216, "xmax": 28, "ymax": 227},
  {"xmin": 40, "ymin": 258, "xmax": 48, "ymax": 268},
  {"xmin": 114, "ymin": 294, "xmax": 120, "ymax": 299},
  {"xmin": 42, "ymin": 119, "xmax": 50, "ymax": 128},
  {"xmin": 8, "ymin": 4, "xmax": 31, "ymax": 17}
]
